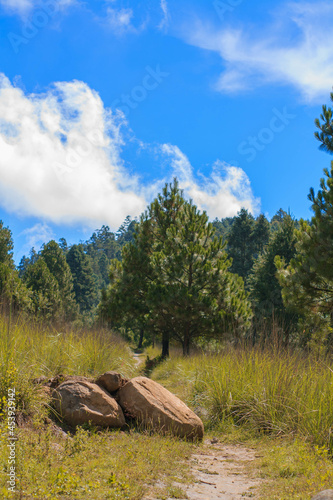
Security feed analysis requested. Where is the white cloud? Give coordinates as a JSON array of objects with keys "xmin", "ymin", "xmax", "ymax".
[
  {"xmin": 0, "ymin": 0, "xmax": 75, "ymax": 16},
  {"xmin": 106, "ymin": 6, "xmax": 136, "ymax": 34},
  {"xmin": 0, "ymin": 74, "xmax": 147, "ymax": 228},
  {"xmin": 0, "ymin": 74, "xmax": 259, "ymax": 229},
  {"xmin": 160, "ymin": 144, "xmax": 260, "ymax": 218},
  {"xmin": 184, "ymin": 1, "xmax": 333, "ymax": 102},
  {"xmin": 20, "ymin": 222, "xmax": 54, "ymax": 251},
  {"xmin": 104, "ymin": 2, "xmax": 148, "ymax": 35},
  {"xmin": 0, "ymin": 0, "xmax": 31, "ymax": 14},
  {"xmin": 159, "ymin": 0, "xmax": 169, "ymax": 31}
]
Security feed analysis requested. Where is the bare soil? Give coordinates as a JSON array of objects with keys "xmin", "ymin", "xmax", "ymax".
[
  {"xmin": 147, "ymin": 439, "xmax": 262, "ymax": 500},
  {"xmin": 182, "ymin": 439, "xmax": 262, "ymax": 499}
]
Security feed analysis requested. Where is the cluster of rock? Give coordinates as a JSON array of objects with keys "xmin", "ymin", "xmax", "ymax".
[{"xmin": 34, "ymin": 372, "xmax": 204, "ymax": 440}]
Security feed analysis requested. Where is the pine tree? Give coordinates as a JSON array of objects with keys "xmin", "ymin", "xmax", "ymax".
[
  {"xmin": 116, "ymin": 216, "xmax": 137, "ymax": 246},
  {"xmin": 227, "ymin": 208, "xmax": 255, "ymax": 281},
  {"xmin": 252, "ymin": 214, "xmax": 270, "ymax": 257},
  {"xmin": 41, "ymin": 240, "xmax": 78, "ymax": 320},
  {"xmin": 0, "ymin": 221, "xmax": 31, "ymax": 312},
  {"xmin": 100, "ymin": 180, "xmax": 252, "ymax": 356},
  {"xmin": 249, "ymin": 215, "xmax": 297, "ymax": 344},
  {"xmin": 66, "ymin": 244, "xmax": 98, "ymax": 313},
  {"xmin": 315, "ymin": 91, "xmax": 333, "ymax": 154},
  {"xmin": 276, "ymin": 93, "xmax": 333, "ymax": 347},
  {"xmin": 277, "ymin": 164, "xmax": 333, "ymax": 318},
  {"xmin": 24, "ymin": 258, "xmax": 61, "ymax": 320},
  {"xmin": 149, "ymin": 199, "xmax": 252, "ymax": 355}
]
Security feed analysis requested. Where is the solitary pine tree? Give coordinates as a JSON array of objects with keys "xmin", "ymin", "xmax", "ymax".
[
  {"xmin": 99, "ymin": 180, "xmax": 186, "ymax": 356},
  {"xmin": 149, "ymin": 199, "xmax": 252, "ymax": 355},
  {"xmin": 100, "ymin": 180, "xmax": 252, "ymax": 356}
]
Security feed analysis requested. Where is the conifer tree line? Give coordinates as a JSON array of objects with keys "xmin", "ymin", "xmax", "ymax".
[{"xmin": 1, "ymin": 92, "xmax": 333, "ymax": 354}]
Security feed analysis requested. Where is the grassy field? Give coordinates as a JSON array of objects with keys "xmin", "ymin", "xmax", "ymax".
[
  {"xmin": 151, "ymin": 346, "xmax": 333, "ymax": 499},
  {"xmin": 0, "ymin": 316, "xmax": 195, "ymax": 499},
  {"xmin": 1, "ymin": 316, "xmax": 333, "ymax": 498}
]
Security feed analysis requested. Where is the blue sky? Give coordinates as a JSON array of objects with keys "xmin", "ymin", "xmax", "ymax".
[{"xmin": 0, "ymin": 0, "xmax": 332, "ymax": 262}]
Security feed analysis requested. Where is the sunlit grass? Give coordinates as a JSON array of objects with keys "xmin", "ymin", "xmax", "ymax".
[
  {"xmin": 0, "ymin": 314, "xmax": 136, "ymax": 419},
  {"xmin": 0, "ymin": 425, "xmax": 194, "ymax": 499},
  {"xmin": 152, "ymin": 346, "xmax": 333, "ymax": 452}
]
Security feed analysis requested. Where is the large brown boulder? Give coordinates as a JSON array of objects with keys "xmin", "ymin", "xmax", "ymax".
[
  {"xmin": 312, "ymin": 491, "xmax": 333, "ymax": 500},
  {"xmin": 118, "ymin": 376, "xmax": 204, "ymax": 440},
  {"xmin": 52, "ymin": 380, "xmax": 125, "ymax": 428},
  {"xmin": 95, "ymin": 371, "xmax": 126, "ymax": 393}
]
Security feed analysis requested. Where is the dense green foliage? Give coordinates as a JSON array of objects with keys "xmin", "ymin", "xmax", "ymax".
[
  {"xmin": 66, "ymin": 244, "xmax": 98, "ymax": 313},
  {"xmin": 249, "ymin": 214, "xmax": 298, "ymax": 344},
  {"xmin": 276, "ymin": 91, "xmax": 333, "ymax": 349},
  {"xmin": 99, "ymin": 181, "xmax": 252, "ymax": 355}
]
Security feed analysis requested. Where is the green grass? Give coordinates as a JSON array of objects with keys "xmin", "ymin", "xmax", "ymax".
[
  {"xmin": 0, "ymin": 424, "xmax": 194, "ymax": 499},
  {"xmin": 3, "ymin": 314, "xmax": 333, "ymax": 499},
  {"xmin": 0, "ymin": 316, "xmax": 196, "ymax": 499},
  {"xmin": 0, "ymin": 315, "xmax": 137, "ymax": 419},
  {"xmin": 150, "ymin": 346, "xmax": 333, "ymax": 499},
  {"xmin": 152, "ymin": 346, "xmax": 333, "ymax": 452}
]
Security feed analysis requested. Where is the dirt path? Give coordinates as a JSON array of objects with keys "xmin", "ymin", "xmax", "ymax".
[
  {"xmin": 132, "ymin": 351, "xmax": 144, "ymax": 367},
  {"xmin": 179, "ymin": 439, "xmax": 261, "ymax": 499},
  {"xmin": 145, "ymin": 439, "xmax": 262, "ymax": 500}
]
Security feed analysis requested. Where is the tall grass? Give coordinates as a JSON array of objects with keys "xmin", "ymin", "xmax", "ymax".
[
  {"xmin": 152, "ymin": 346, "xmax": 333, "ymax": 453},
  {"xmin": 0, "ymin": 314, "xmax": 136, "ymax": 417}
]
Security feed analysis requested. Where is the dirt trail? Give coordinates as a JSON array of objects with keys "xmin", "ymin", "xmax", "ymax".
[
  {"xmin": 180, "ymin": 440, "xmax": 262, "ymax": 499},
  {"xmin": 146, "ymin": 440, "xmax": 262, "ymax": 500},
  {"xmin": 132, "ymin": 351, "xmax": 144, "ymax": 367}
]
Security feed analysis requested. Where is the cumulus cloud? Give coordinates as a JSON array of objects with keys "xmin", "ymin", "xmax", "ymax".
[
  {"xmin": 184, "ymin": 1, "xmax": 333, "ymax": 102},
  {"xmin": 160, "ymin": 144, "xmax": 260, "ymax": 217},
  {"xmin": 0, "ymin": 74, "xmax": 147, "ymax": 228},
  {"xmin": 0, "ymin": 74, "xmax": 258, "ymax": 229}
]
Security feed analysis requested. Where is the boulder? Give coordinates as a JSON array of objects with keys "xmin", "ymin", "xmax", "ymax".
[
  {"xmin": 95, "ymin": 371, "xmax": 126, "ymax": 393},
  {"xmin": 312, "ymin": 491, "xmax": 333, "ymax": 500},
  {"xmin": 52, "ymin": 380, "xmax": 125, "ymax": 428},
  {"xmin": 118, "ymin": 376, "xmax": 204, "ymax": 440}
]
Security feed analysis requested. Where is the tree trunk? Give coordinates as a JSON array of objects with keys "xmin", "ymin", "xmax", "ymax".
[
  {"xmin": 182, "ymin": 324, "xmax": 190, "ymax": 356},
  {"xmin": 161, "ymin": 331, "xmax": 169, "ymax": 358},
  {"xmin": 137, "ymin": 327, "xmax": 144, "ymax": 349}
]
